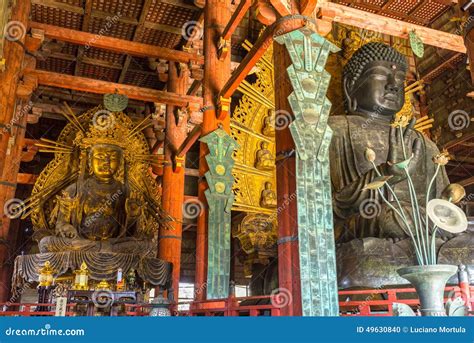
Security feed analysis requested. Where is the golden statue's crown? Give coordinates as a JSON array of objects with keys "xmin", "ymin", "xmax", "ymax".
[{"xmin": 79, "ymin": 110, "xmax": 130, "ymax": 149}]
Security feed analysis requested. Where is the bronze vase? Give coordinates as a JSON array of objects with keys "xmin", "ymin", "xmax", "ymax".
[{"xmin": 397, "ymin": 265, "xmax": 458, "ymax": 316}]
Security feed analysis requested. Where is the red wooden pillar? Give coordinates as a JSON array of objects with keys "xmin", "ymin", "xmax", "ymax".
[
  {"xmin": 273, "ymin": 42, "xmax": 302, "ymax": 316},
  {"xmin": 195, "ymin": 0, "xmax": 231, "ymax": 300},
  {"xmin": 0, "ymin": 0, "xmax": 31, "ymax": 303},
  {"xmin": 159, "ymin": 62, "xmax": 188, "ymax": 301}
]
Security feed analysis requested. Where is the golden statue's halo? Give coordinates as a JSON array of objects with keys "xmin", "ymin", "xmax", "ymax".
[{"xmin": 28, "ymin": 106, "xmax": 167, "ymax": 240}]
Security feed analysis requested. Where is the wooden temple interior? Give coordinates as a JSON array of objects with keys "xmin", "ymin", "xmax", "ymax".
[{"xmin": 0, "ymin": 0, "xmax": 473, "ymax": 317}]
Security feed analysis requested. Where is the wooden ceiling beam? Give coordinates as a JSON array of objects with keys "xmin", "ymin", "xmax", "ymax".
[
  {"xmin": 28, "ymin": 69, "xmax": 203, "ymax": 107},
  {"xmin": 30, "ymin": 22, "xmax": 204, "ymax": 65},
  {"xmin": 459, "ymin": 175, "xmax": 474, "ymax": 187},
  {"xmin": 119, "ymin": 0, "xmax": 154, "ymax": 84},
  {"xmin": 421, "ymin": 52, "xmax": 464, "ymax": 82},
  {"xmin": 73, "ymin": 0, "xmax": 93, "ymax": 77},
  {"xmin": 445, "ymin": 132, "xmax": 474, "ymax": 149},
  {"xmin": 221, "ymin": 0, "xmax": 251, "ymax": 41},
  {"xmin": 317, "ymin": 2, "xmax": 466, "ymax": 53},
  {"xmin": 48, "ymin": 52, "xmax": 124, "ymax": 69},
  {"xmin": 219, "ymin": 16, "xmax": 306, "ymax": 102},
  {"xmin": 17, "ymin": 173, "xmax": 38, "ymax": 185}
]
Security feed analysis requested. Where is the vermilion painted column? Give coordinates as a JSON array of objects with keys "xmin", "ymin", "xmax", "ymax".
[
  {"xmin": 273, "ymin": 42, "xmax": 302, "ymax": 316},
  {"xmin": 159, "ymin": 62, "xmax": 188, "ymax": 301},
  {"xmin": 0, "ymin": 0, "xmax": 31, "ymax": 303},
  {"xmin": 195, "ymin": 0, "xmax": 231, "ymax": 300}
]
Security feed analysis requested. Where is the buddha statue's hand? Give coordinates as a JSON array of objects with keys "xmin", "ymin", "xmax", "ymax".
[
  {"xmin": 126, "ymin": 198, "xmax": 142, "ymax": 218},
  {"xmin": 385, "ymin": 119, "xmax": 422, "ymax": 182},
  {"xmin": 57, "ymin": 223, "xmax": 78, "ymax": 239}
]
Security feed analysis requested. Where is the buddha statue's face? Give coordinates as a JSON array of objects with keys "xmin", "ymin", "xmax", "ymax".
[
  {"xmin": 90, "ymin": 144, "xmax": 122, "ymax": 182},
  {"xmin": 345, "ymin": 60, "xmax": 406, "ymax": 118}
]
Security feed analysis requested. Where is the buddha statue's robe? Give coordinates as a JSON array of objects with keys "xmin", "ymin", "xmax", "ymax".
[{"xmin": 328, "ymin": 114, "xmax": 449, "ymax": 242}]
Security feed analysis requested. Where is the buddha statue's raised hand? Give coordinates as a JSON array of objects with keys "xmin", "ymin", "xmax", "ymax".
[{"xmin": 385, "ymin": 118, "xmax": 422, "ymax": 183}]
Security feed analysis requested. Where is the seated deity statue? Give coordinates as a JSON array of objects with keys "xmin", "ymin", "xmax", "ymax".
[
  {"xmin": 255, "ymin": 142, "xmax": 275, "ymax": 170},
  {"xmin": 262, "ymin": 110, "xmax": 275, "ymax": 137},
  {"xmin": 11, "ymin": 106, "xmax": 174, "ymax": 296},
  {"xmin": 39, "ymin": 143, "xmax": 153, "ymax": 255},
  {"xmin": 260, "ymin": 182, "xmax": 277, "ymax": 208},
  {"xmin": 329, "ymin": 42, "xmax": 474, "ymax": 287}
]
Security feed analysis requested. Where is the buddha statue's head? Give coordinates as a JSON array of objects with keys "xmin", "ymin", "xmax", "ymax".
[
  {"xmin": 89, "ymin": 144, "xmax": 123, "ymax": 182},
  {"xmin": 343, "ymin": 42, "xmax": 408, "ymax": 118}
]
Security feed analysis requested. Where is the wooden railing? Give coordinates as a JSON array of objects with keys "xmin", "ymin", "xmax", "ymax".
[
  {"xmin": 339, "ymin": 285, "xmax": 474, "ymax": 316},
  {"xmin": 187, "ymin": 295, "xmax": 281, "ymax": 316},
  {"xmin": 0, "ymin": 303, "xmax": 77, "ymax": 316},
  {"xmin": 0, "ymin": 283, "xmax": 472, "ymax": 317}
]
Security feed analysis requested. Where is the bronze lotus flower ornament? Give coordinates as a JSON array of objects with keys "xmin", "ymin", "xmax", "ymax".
[
  {"xmin": 364, "ymin": 119, "xmax": 468, "ymax": 266},
  {"xmin": 432, "ymin": 149, "xmax": 450, "ymax": 166}
]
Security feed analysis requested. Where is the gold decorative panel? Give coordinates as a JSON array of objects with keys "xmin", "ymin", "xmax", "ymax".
[{"xmin": 231, "ymin": 42, "xmax": 277, "ymax": 216}]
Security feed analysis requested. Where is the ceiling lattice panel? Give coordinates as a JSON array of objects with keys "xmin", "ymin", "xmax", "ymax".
[
  {"xmin": 332, "ymin": 0, "xmax": 455, "ymax": 26},
  {"xmin": 32, "ymin": 0, "xmax": 200, "ymax": 86},
  {"xmin": 31, "ymin": 5, "xmax": 82, "ymax": 30}
]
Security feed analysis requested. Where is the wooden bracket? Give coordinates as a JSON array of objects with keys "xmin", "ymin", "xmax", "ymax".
[
  {"xmin": 151, "ymin": 153, "xmax": 166, "ymax": 176},
  {"xmin": 25, "ymin": 29, "xmax": 45, "ymax": 53},
  {"xmin": 16, "ymin": 74, "xmax": 38, "ymax": 100},
  {"xmin": 174, "ymin": 107, "xmax": 188, "ymax": 127},
  {"xmin": 176, "ymin": 124, "xmax": 202, "ymax": 158},
  {"xmin": 177, "ymin": 62, "xmax": 189, "ymax": 78},
  {"xmin": 172, "ymin": 155, "xmax": 185, "ymax": 173},
  {"xmin": 216, "ymin": 96, "xmax": 231, "ymax": 120},
  {"xmin": 217, "ymin": 37, "xmax": 230, "ymax": 60}
]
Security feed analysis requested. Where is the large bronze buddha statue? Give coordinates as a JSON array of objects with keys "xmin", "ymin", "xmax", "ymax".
[{"xmin": 329, "ymin": 42, "xmax": 473, "ymax": 287}]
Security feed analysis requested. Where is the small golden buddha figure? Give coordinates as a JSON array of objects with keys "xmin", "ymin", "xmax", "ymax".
[
  {"xmin": 260, "ymin": 182, "xmax": 277, "ymax": 208},
  {"xmin": 262, "ymin": 109, "xmax": 275, "ymax": 137},
  {"xmin": 255, "ymin": 142, "xmax": 275, "ymax": 170},
  {"xmin": 39, "ymin": 143, "xmax": 152, "ymax": 256}
]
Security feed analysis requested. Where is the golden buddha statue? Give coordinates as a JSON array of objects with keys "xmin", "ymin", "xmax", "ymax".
[
  {"xmin": 11, "ymin": 103, "xmax": 173, "ymax": 298},
  {"xmin": 255, "ymin": 142, "xmax": 274, "ymax": 170},
  {"xmin": 39, "ymin": 142, "xmax": 151, "ymax": 255},
  {"xmin": 262, "ymin": 109, "xmax": 275, "ymax": 137},
  {"xmin": 260, "ymin": 182, "xmax": 277, "ymax": 208}
]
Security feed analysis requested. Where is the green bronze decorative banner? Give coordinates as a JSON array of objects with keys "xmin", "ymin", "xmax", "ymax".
[
  {"xmin": 200, "ymin": 127, "xmax": 239, "ymax": 299},
  {"xmin": 275, "ymin": 29, "xmax": 340, "ymax": 316}
]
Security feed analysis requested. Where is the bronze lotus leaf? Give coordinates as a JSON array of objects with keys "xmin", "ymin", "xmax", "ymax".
[
  {"xmin": 363, "ymin": 175, "xmax": 393, "ymax": 190},
  {"xmin": 441, "ymin": 183, "xmax": 466, "ymax": 204}
]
